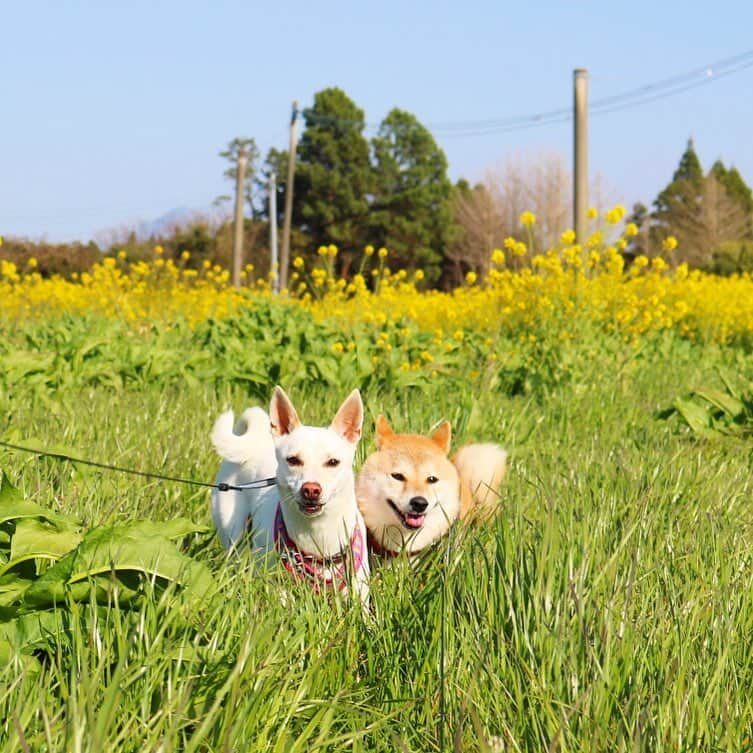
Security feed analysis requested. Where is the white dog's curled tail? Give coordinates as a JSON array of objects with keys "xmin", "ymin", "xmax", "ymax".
[
  {"xmin": 211, "ymin": 407, "xmax": 273, "ymax": 465},
  {"xmin": 452, "ymin": 443, "xmax": 508, "ymax": 521}
]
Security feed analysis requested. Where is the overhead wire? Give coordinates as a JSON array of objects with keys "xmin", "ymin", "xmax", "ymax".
[{"xmin": 302, "ymin": 48, "xmax": 753, "ymax": 138}]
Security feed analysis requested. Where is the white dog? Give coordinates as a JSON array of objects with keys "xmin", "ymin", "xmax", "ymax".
[{"xmin": 211, "ymin": 386, "xmax": 369, "ymax": 601}]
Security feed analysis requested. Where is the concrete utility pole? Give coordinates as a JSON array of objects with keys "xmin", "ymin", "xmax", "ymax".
[
  {"xmin": 269, "ymin": 172, "xmax": 279, "ymax": 294},
  {"xmin": 280, "ymin": 100, "xmax": 299, "ymax": 291},
  {"xmin": 232, "ymin": 145, "xmax": 248, "ymax": 288},
  {"xmin": 573, "ymin": 68, "xmax": 589, "ymax": 245}
]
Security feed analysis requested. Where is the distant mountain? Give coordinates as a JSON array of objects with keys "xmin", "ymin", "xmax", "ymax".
[{"xmin": 134, "ymin": 206, "xmax": 197, "ymax": 239}]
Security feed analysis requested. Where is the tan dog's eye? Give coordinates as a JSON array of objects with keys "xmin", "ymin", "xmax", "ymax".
[
  {"xmin": 391, "ymin": 472, "xmax": 406, "ymax": 482},
  {"xmin": 427, "ymin": 475, "xmax": 439, "ymax": 484},
  {"xmin": 286, "ymin": 455, "xmax": 303, "ymax": 467},
  {"xmin": 325, "ymin": 458, "xmax": 340, "ymax": 467}
]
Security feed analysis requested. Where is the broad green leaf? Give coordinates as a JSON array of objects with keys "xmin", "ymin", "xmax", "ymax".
[
  {"xmin": 0, "ymin": 609, "xmax": 68, "ymax": 659},
  {"xmin": 692, "ymin": 388, "xmax": 744, "ymax": 418},
  {"xmin": 0, "ymin": 351, "xmax": 56, "ymax": 381},
  {"xmin": 10, "ymin": 518, "xmax": 83, "ymax": 561},
  {"xmin": 0, "ymin": 493, "xmax": 81, "ymax": 531},
  {"xmin": 672, "ymin": 396, "xmax": 717, "ymax": 438},
  {"xmin": 23, "ymin": 520, "xmax": 216, "ymax": 610},
  {"xmin": 0, "ymin": 472, "xmax": 23, "ymax": 507},
  {"xmin": 716, "ymin": 367, "xmax": 750, "ymax": 402}
]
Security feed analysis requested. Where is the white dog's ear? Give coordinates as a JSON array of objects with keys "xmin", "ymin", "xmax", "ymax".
[
  {"xmin": 374, "ymin": 414, "xmax": 395, "ymax": 449},
  {"xmin": 430, "ymin": 420, "xmax": 452, "ymax": 454},
  {"xmin": 269, "ymin": 386, "xmax": 302, "ymax": 437},
  {"xmin": 331, "ymin": 389, "xmax": 363, "ymax": 444}
]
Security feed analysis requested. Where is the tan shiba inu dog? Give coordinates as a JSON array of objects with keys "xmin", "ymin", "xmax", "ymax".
[{"xmin": 356, "ymin": 416, "xmax": 507, "ymax": 557}]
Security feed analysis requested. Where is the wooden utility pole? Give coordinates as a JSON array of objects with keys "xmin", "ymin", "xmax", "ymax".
[
  {"xmin": 280, "ymin": 101, "xmax": 299, "ymax": 291},
  {"xmin": 573, "ymin": 68, "xmax": 589, "ymax": 245},
  {"xmin": 232, "ymin": 145, "xmax": 248, "ymax": 288},
  {"xmin": 269, "ymin": 172, "xmax": 279, "ymax": 294}
]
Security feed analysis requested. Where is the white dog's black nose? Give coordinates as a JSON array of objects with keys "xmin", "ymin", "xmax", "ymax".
[{"xmin": 409, "ymin": 496, "xmax": 428, "ymax": 513}]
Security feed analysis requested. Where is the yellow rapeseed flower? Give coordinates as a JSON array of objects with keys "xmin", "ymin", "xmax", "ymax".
[
  {"xmin": 512, "ymin": 242, "xmax": 527, "ymax": 257},
  {"xmin": 587, "ymin": 207, "xmax": 598, "ymax": 220},
  {"xmin": 520, "ymin": 211, "xmax": 536, "ymax": 227},
  {"xmin": 154, "ymin": 245, "xmax": 164, "ymax": 255},
  {"xmin": 364, "ymin": 245, "xmax": 375, "ymax": 256},
  {"xmin": 662, "ymin": 236, "xmax": 678, "ymax": 253},
  {"xmin": 317, "ymin": 246, "xmax": 328, "ymax": 257},
  {"xmin": 624, "ymin": 223, "xmax": 639, "ymax": 237},
  {"xmin": 378, "ymin": 247, "xmax": 388, "ymax": 259},
  {"xmin": 560, "ymin": 229, "xmax": 576, "ymax": 245},
  {"xmin": 491, "ymin": 249, "xmax": 505, "ymax": 265},
  {"xmin": 605, "ymin": 206, "xmax": 626, "ymax": 224},
  {"xmin": 328, "ymin": 244, "xmax": 338, "ymax": 257},
  {"xmin": 28, "ymin": 257, "xmax": 38, "ymax": 269},
  {"xmin": 293, "ymin": 256, "xmax": 304, "ymax": 269},
  {"xmin": 465, "ymin": 271, "xmax": 478, "ymax": 285}
]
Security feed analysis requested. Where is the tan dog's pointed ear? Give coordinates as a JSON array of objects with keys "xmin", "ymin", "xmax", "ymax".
[
  {"xmin": 375, "ymin": 414, "xmax": 395, "ymax": 449},
  {"xmin": 331, "ymin": 389, "xmax": 363, "ymax": 444},
  {"xmin": 430, "ymin": 421, "xmax": 452, "ymax": 454},
  {"xmin": 269, "ymin": 386, "xmax": 302, "ymax": 437}
]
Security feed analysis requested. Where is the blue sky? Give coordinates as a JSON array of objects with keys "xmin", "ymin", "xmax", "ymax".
[{"xmin": 2, "ymin": 0, "xmax": 752, "ymax": 243}]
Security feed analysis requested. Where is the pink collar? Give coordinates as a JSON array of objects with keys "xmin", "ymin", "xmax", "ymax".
[{"xmin": 273, "ymin": 504, "xmax": 365, "ymax": 592}]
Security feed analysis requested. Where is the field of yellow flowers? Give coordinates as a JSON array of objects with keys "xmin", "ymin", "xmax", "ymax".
[
  {"xmin": 2, "ymin": 212, "xmax": 752, "ymax": 351},
  {"xmin": 4, "ymin": 214, "xmax": 753, "ymax": 753}
]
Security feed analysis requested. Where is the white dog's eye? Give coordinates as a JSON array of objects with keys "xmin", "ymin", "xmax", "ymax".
[
  {"xmin": 286, "ymin": 455, "xmax": 303, "ymax": 467},
  {"xmin": 325, "ymin": 458, "xmax": 340, "ymax": 467},
  {"xmin": 391, "ymin": 472, "xmax": 406, "ymax": 482},
  {"xmin": 427, "ymin": 475, "xmax": 439, "ymax": 484}
]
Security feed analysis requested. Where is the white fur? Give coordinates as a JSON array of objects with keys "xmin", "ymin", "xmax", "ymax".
[{"xmin": 211, "ymin": 388, "xmax": 370, "ymax": 602}]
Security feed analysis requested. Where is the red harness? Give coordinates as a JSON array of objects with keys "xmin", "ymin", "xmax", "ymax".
[
  {"xmin": 273, "ymin": 504, "xmax": 365, "ymax": 593},
  {"xmin": 367, "ymin": 531, "xmax": 422, "ymax": 559}
]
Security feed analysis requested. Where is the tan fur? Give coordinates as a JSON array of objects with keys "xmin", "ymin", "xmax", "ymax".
[
  {"xmin": 453, "ymin": 442, "xmax": 508, "ymax": 520},
  {"xmin": 357, "ymin": 416, "xmax": 507, "ymax": 555}
]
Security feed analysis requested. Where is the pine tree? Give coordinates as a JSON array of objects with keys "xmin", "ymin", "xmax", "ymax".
[
  {"xmin": 218, "ymin": 137, "xmax": 260, "ymax": 215},
  {"xmin": 294, "ymin": 88, "xmax": 372, "ymax": 257},
  {"xmin": 652, "ymin": 139, "xmax": 708, "ymax": 265},
  {"xmin": 651, "ymin": 143, "xmax": 752, "ymax": 267},
  {"xmin": 369, "ymin": 108, "xmax": 455, "ymax": 282}
]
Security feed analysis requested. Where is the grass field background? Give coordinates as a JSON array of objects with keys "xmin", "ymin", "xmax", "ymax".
[{"xmin": 2, "ymin": 299, "xmax": 753, "ymax": 752}]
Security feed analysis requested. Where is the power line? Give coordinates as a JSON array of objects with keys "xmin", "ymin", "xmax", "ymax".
[{"xmin": 302, "ymin": 48, "xmax": 753, "ymax": 138}]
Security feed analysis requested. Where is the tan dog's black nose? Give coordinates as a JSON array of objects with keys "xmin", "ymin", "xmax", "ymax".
[
  {"xmin": 301, "ymin": 482, "xmax": 322, "ymax": 501},
  {"xmin": 409, "ymin": 496, "xmax": 428, "ymax": 513}
]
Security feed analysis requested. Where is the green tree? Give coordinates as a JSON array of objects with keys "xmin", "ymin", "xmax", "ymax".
[
  {"xmin": 624, "ymin": 201, "xmax": 651, "ymax": 259},
  {"xmin": 294, "ymin": 88, "xmax": 372, "ymax": 258},
  {"xmin": 369, "ymin": 108, "xmax": 456, "ymax": 283},
  {"xmin": 217, "ymin": 137, "xmax": 260, "ymax": 214},
  {"xmin": 651, "ymin": 139, "xmax": 708, "ymax": 266},
  {"xmin": 650, "ymin": 143, "xmax": 752, "ymax": 268}
]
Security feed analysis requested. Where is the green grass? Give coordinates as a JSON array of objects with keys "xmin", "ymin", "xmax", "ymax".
[{"xmin": 2, "ymin": 320, "xmax": 753, "ymax": 752}]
